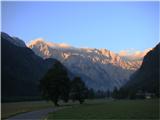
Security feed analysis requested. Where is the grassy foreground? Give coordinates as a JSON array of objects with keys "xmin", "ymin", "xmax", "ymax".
[
  {"xmin": 1, "ymin": 101, "xmax": 54, "ymax": 119},
  {"xmin": 1, "ymin": 100, "xmax": 80, "ymax": 119},
  {"xmin": 47, "ymin": 99, "xmax": 159, "ymax": 119}
]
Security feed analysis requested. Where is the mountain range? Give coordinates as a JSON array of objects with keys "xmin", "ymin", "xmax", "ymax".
[
  {"xmin": 2, "ymin": 32, "xmax": 157, "ymax": 102},
  {"xmin": 28, "ymin": 39, "xmax": 143, "ymax": 90}
]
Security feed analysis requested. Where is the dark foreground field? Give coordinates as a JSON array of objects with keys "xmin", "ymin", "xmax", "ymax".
[
  {"xmin": 2, "ymin": 99, "xmax": 159, "ymax": 119},
  {"xmin": 1, "ymin": 101, "xmax": 54, "ymax": 119},
  {"xmin": 47, "ymin": 99, "xmax": 159, "ymax": 119}
]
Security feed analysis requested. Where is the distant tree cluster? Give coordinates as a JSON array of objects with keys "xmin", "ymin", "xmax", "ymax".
[
  {"xmin": 87, "ymin": 86, "xmax": 157, "ymax": 100},
  {"xmin": 86, "ymin": 88, "xmax": 111, "ymax": 99},
  {"xmin": 110, "ymin": 86, "xmax": 157, "ymax": 100},
  {"xmin": 40, "ymin": 61, "xmax": 88, "ymax": 106}
]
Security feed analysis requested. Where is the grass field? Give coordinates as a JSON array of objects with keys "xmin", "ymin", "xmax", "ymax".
[
  {"xmin": 47, "ymin": 99, "xmax": 159, "ymax": 119},
  {"xmin": 1, "ymin": 101, "xmax": 54, "ymax": 119},
  {"xmin": 1, "ymin": 100, "xmax": 80, "ymax": 119}
]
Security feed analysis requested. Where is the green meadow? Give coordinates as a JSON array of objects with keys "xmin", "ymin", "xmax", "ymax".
[
  {"xmin": 1, "ymin": 101, "xmax": 54, "ymax": 119},
  {"xmin": 47, "ymin": 99, "xmax": 159, "ymax": 119},
  {"xmin": 2, "ymin": 99, "xmax": 159, "ymax": 119}
]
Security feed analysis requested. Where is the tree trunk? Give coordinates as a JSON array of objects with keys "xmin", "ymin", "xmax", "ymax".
[{"xmin": 54, "ymin": 100, "xmax": 59, "ymax": 106}]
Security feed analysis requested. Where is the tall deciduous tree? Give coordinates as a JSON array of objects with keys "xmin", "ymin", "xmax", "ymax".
[{"xmin": 40, "ymin": 61, "xmax": 70, "ymax": 106}]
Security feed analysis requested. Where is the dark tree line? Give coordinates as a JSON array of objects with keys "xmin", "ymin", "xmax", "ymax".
[
  {"xmin": 110, "ymin": 86, "xmax": 158, "ymax": 100},
  {"xmin": 40, "ymin": 60, "xmax": 157, "ymax": 106},
  {"xmin": 87, "ymin": 86, "xmax": 157, "ymax": 100},
  {"xmin": 87, "ymin": 88, "xmax": 112, "ymax": 99},
  {"xmin": 40, "ymin": 61, "xmax": 115, "ymax": 106},
  {"xmin": 40, "ymin": 61, "xmax": 88, "ymax": 106}
]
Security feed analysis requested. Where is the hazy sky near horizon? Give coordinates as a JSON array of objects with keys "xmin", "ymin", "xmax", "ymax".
[{"xmin": 2, "ymin": 1, "xmax": 159, "ymax": 52}]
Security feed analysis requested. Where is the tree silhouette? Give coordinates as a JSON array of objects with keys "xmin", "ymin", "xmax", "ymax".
[
  {"xmin": 106, "ymin": 89, "xmax": 111, "ymax": 98},
  {"xmin": 70, "ymin": 77, "xmax": 87, "ymax": 104},
  {"xmin": 40, "ymin": 61, "xmax": 70, "ymax": 106},
  {"xmin": 112, "ymin": 86, "xmax": 118, "ymax": 99}
]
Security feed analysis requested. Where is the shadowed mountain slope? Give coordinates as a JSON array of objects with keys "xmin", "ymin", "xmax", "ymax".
[
  {"xmin": 124, "ymin": 43, "xmax": 160, "ymax": 97},
  {"xmin": 1, "ymin": 32, "xmax": 58, "ymax": 101}
]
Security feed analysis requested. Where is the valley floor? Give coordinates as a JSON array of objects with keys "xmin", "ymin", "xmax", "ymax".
[
  {"xmin": 1, "ymin": 101, "xmax": 54, "ymax": 119},
  {"xmin": 47, "ymin": 99, "xmax": 159, "ymax": 119},
  {"xmin": 2, "ymin": 99, "xmax": 159, "ymax": 119}
]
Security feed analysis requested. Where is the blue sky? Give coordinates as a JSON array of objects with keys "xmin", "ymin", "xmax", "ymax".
[{"xmin": 1, "ymin": 1, "xmax": 159, "ymax": 52}]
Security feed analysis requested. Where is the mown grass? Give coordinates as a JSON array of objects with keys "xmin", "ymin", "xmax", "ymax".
[
  {"xmin": 1, "ymin": 99, "xmax": 82, "ymax": 119},
  {"xmin": 1, "ymin": 101, "xmax": 54, "ymax": 119},
  {"xmin": 47, "ymin": 99, "xmax": 159, "ymax": 119}
]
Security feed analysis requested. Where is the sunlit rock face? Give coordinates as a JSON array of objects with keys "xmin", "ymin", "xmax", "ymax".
[
  {"xmin": 28, "ymin": 39, "xmax": 144, "ymax": 90},
  {"xmin": 119, "ymin": 48, "xmax": 152, "ymax": 61}
]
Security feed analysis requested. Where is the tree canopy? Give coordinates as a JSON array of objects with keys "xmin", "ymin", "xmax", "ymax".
[
  {"xmin": 70, "ymin": 77, "xmax": 88, "ymax": 104},
  {"xmin": 40, "ymin": 61, "xmax": 70, "ymax": 106}
]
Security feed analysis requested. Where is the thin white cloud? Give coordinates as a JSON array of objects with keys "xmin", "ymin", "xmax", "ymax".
[{"xmin": 119, "ymin": 48, "xmax": 152, "ymax": 59}]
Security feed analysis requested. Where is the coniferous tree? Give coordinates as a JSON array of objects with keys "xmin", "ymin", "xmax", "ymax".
[
  {"xmin": 87, "ymin": 88, "xmax": 95, "ymax": 99},
  {"xmin": 112, "ymin": 87, "xmax": 118, "ymax": 99},
  {"xmin": 106, "ymin": 89, "xmax": 111, "ymax": 98}
]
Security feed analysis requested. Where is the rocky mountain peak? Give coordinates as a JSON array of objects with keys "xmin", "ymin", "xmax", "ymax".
[{"xmin": 28, "ymin": 39, "xmax": 147, "ymax": 90}]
